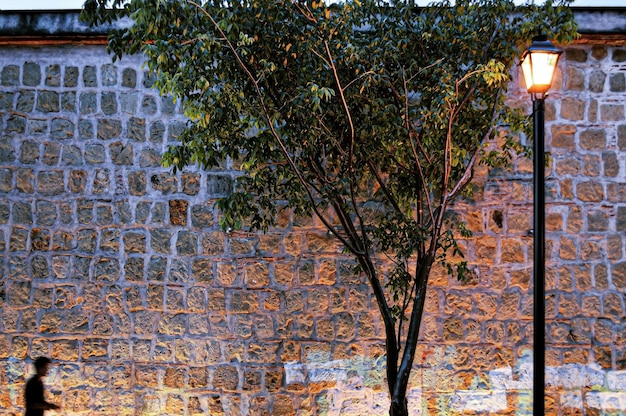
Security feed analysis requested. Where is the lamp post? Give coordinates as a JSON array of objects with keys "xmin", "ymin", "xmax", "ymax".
[{"xmin": 519, "ymin": 35, "xmax": 562, "ymax": 416}]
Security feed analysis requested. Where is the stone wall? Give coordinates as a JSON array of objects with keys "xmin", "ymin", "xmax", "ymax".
[{"xmin": 0, "ymin": 13, "xmax": 625, "ymax": 416}]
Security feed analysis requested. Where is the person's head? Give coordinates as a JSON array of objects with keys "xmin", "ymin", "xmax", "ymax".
[{"xmin": 33, "ymin": 357, "xmax": 52, "ymax": 377}]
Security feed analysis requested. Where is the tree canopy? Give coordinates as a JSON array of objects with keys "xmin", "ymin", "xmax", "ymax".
[{"xmin": 82, "ymin": 0, "xmax": 577, "ymax": 414}]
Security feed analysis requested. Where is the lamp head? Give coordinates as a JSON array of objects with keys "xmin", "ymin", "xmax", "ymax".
[{"xmin": 520, "ymin": 35, "xmax": 562, "ymax": 100}]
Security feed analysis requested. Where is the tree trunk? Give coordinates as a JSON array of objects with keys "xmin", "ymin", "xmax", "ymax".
[{"xmin": 390, "ymin": 397, "xmax": 409, "ymax": 416}]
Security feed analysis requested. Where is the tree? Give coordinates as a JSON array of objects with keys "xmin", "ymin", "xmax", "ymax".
[{"xmin": 82, "ymin": 1, "xmax": 577, "ymax": 414}]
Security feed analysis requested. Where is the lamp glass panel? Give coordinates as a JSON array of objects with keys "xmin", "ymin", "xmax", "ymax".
[
  {"xmin": 521, "ymin": 54, "xmax": 534, "ymax": 89},
  {"xmin": 520, "ymin": 51, "xmax": 559, "ymax": 93},
  {"xmin": 529, "ymin": 52, "xmax": 559, "ymax": 86}
]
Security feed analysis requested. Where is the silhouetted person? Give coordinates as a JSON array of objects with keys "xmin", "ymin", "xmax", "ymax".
[{"xmin": 24, "ymin": 357, "xmax": 61, "ymax": 416}]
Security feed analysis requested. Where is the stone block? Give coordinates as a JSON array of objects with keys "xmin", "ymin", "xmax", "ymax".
[
  {"xmin": 142, "ymin": 70, "xmax": 156, "ymax": 88},
  {"xmin": 64, "ymin": 66, "xmax": 78, "ymax": 87},
  {"xmin": 1, "ymin": 64, "xmax": 19, "ymax": 86},
  {"xmin": 566, "ymin": 66, "xmax": 585, "ymax": 91},
  {"xmin": 95, "ymin": 202, "xmax": 113, "ymax": 223},
  {"xmin": 127, "ymin": 171, "xmax": 146, "ymax": 195},
  {"xmin": 603, "ymin": 292, "xmax": 624, "ymax": 317},
  {"xmin": 77, "ymin": 119, "xmax": 94, "ymax": 140},
  {"xmin": 149, "ymin": 120, "xmax": 165, "ymax": 142},
  {"xmin": 245, "ymin": 262, "xmax": 270, "ymax": 288},
  {"xmin": 79, "ymin": 92, "xmax": 97, "ymax": 114},
  {"xmin": 613, "ymin": 48, "xmax": 626, "ymax": 62},
  {"xmin": 580, "ymin": 129, "xmax": 606, "ymax": 150},
  {"xmin": 15, "ymin": 168, "xmax": 34, "ymax": 194},
  {"xmin": 62, "ymin": 310, "xmax": 90, "ymax": 333},
  {"xmin": 152, "ymin": 201, "xmax": 167, "ymax": 222},
  {"xmin": 188, "ymin": 366, "xmax": 209, "ymax": 388},
  {"xmin": 110, "ymin": 141, "xmax": 133, "ymax": 165},
  {"xmin": 42, "ymin": 141, "xmax": 61, "ymax": 165},
  {"xmin": 189, "ymin": 205, "xmax": 212, "ymax": 229},
  {"xmin": 101, "ymin": 91, "xmax": 118, "ymax": 114},
  {"xmin": 62, "ymin": 145, "xmax": 82, "ymax": 166},
  {"xmin": 566, "ymin": 48, "xmax": 587, "ymax": 62},
  {"xmin": 0, "ymin": 91, "xmax": 14, "ymax": 110},
  {"xmin": 169, "ymin": 199, "xmax": 188, "ymax": 226},
  {"xmin": 593, "ymin": 345, "xmax": 613, "ymax": 369},
  {"xmin": 206, "ymin": 174, "xmax": 233, "ymax": 196},
  {"xmin": 150, "ymin": 172, "xmax": 178, "ymax": 194},
  {"xmin": 6, "ymin": 115, "xmax": 26, "ymax": 133},
  {"xmin": 561, "ymin": 97, "xmax": 586, "ymax": 121},
  {"xmin": 23, "ymin": 62, "xmax": 41, "ymax": 86},
  {"xmin": 83, "ymin": 65, "xmax": 97, "ymax": 87},
  {"xmin": 97, "ymin": 119, "xmax": 122, "ymax": 139},
  {"xmin": 121, "ymin": 68, "xmax": 136, "ymax": 88},
  {"xmin": 101, "ymin": 63, "xmax": 117, "ymax": 86},
  {"xmin": 36, "ymin": 91, "xmax": 59, "ymax": 112},
  {"xmin": 551, "ymin": 124, "xmax": 576, "ymax": 149},
  {"xmin": 168, "ymin": 120, "xmax": 186, "ymax": 141},
  {"xmin": 0, "ymin": 203, "xmax": 8, "ymax": 225},
  {"xmin": 587, "ymin": 210, "xmax": 609, "ymax": 232},
  {"xmin": 94, "ymin": 257, "xmax": 121, "ymax": 281},
  {"xmin": 212, "ymin": 365, "xmax": 239, "ymax": 391},
  {"xmin": 122, "ymin": 231, "xmax": 146, "ymax": 254},
  {"xmin": 178, "ymin": 173, "xmax": 200, "ymax": 197},
  {"xmin": 127, "ymin": 117, "xmax": 145, "ymax": 141},
  {"xmin": 230, "ymin": 290, "xmax": 259, "ymax": 313},
  {"xmin": 161, "ymin": 95, "xmax": 176, "ymax": 114},
  {"xmin": 610, "ymin": 73, "xmax": 625, "ymax": 92},
  {"xmin": 577, "ymin": 181, "xmax": 604, "ymax": 203},
  {"xmin": 133, "ymin": 311, "xmax": 158, "ymax": 336},
  {"xmin": 591, "ymin": 45, "xmax": 608, "ymax": 60},
  {"xmin": 150, "ymin": 228, "xmax": 172, "ymax": 254},
  {"xmin": 164, "ymin": 367, "xmax": 186, "ymax": 388},
  {"xmin": 17, "ymin": 90, "xmax": 35, "ymax": 112},
  {"xmin": 147, "ymin": 257, "xmax": 167, "ymax": 282},
  {"xmin": 51, "ymin": 118, "xmax": 74, "ymax": 140},
  {"xmin": 36, "ymin": 171, "xmax": 64, "ymax": 195},
  {"xmin": 602, "ymin": 151, "xmax": 619, "ymax": 177},
  {"xmin": 44, "ymin": 64, "xmax": 61, "ymax": 87},
  {"xmin": 142, "ymin": 94, "xmax": 158, "ymax": 115},
  {"xmin": 589, "ymin": 70, "xmax": 607, "ymax": 93},
  {"xmin": 165, "ymin": 288, "xmax": 185, "ymax": 312},
  {"xmin": 601, "ymin": 104, "xmax": 625, "ymax": 121},
  {"xmin": 28, "ymin": 119, "xmax": 48, "ymax": 135}
]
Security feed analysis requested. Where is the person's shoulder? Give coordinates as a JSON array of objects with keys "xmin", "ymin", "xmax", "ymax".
[{"xmin": 25, "ymin": 375, "xmax": 39, "ymax": 386}]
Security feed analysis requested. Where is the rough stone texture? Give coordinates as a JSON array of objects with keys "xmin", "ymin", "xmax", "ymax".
[{"xmin": 0, "ymin": 34, "xmax": 626, "ymax": 416}]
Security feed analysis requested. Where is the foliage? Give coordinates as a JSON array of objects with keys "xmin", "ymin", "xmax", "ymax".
[{"xmin": 82, "ymin": 0, "xmax": 577, "ymax": 414}]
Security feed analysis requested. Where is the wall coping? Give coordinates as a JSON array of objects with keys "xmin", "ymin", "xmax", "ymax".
[{"xmin": 0, "ymin": 8, "xmax": 625, "ymax": 46}]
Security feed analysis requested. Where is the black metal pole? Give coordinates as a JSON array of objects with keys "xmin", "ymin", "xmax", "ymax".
[{"xmin": 532, "ymin": 97, "xmax": 546, "ymax": 416}]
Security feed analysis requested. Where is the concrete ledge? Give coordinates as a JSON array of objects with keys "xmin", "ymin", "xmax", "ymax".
[
  {"xmin": 0, "ymin": 8, "xmax": 625, "ymax": 44},
  {"xmin": 0, "ymin": 11, "xmax": 131, "ymax": 44},
  {"xmin": 574, "ymin": 8, "xmax": 626, "ymax": 35}
]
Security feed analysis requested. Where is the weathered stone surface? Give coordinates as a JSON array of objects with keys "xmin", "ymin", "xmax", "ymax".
[
  {"xmin": 17, "ymin": 90, "xmax": 34, "ymax": 112},
  {"xmin": 1, "ymin": 64, "xmax": 19, "ymax": 86},
  {"xmin": 97, "ymin": 119, "xmax": 122, "ymax": 139},
  {"xmin": 23, "ymin": 62, "xmax": 41, "ymax": 86},
  {"xmin": 121, "ymin": 68, "xmax": 136, "ymax": 88},
  {"xmin": 1, "ymin": 40, "xmax": 625, "ymax": 416},
  {"xmin": 601, "ymin": 104, "xmax": 625, "ymax": 121},
  {"xmin": 101, "ymin": 91, "xmax": 118, "ymax": 115},
  {"xmin": 589, "ymin": 70, "xmax": 606, "ymax": 92},
  {"xmin": 610, "ymin": 73, "xmax": 625, "ymax": 92},
  {"xmin": 110, "ymin": 141, "xmax": 133, "ymax": 165},
  {"xmin": 79, "ymin": 92, "xmax": 97, "ymax": 114},
  {"xmin": 560, "ymin": 98, "xmax": 586, "ymax": 120}
]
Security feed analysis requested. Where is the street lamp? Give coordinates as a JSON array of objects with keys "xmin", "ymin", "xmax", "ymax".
[{"xmin": 520, "ymin": 34, "xmax": 562, "ymax": 416}]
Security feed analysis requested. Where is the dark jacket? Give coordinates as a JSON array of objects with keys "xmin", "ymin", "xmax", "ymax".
[{"xmin": 24, "ymin": 375, "xmax": 48, "ymax": 416}]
